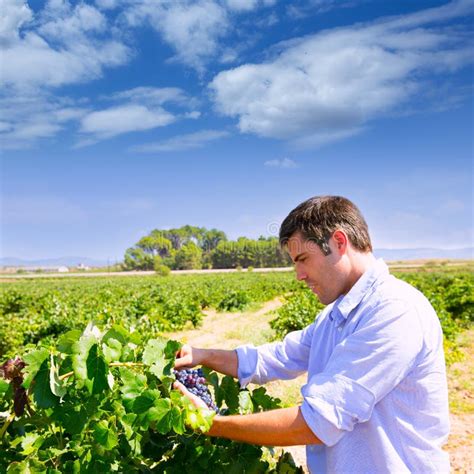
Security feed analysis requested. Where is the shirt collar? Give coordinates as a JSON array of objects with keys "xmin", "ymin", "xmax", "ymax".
[{"xmin": 332, "ymin": 258, "xmax": 389, "ymax": 320}]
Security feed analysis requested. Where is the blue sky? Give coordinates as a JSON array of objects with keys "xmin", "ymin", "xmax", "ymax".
[{"xmin": 1, "ymin": 0, "xmax": 473, "ymax": 261}]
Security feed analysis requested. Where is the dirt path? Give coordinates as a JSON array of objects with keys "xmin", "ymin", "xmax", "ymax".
[
  {"xmin": 446, "ymin": 329, "xmax": 474, "ymax": 473},
  {"xmin": 167, "ymin": 301, "xmax": 474, "ymax": 473},
  {"xmin": 168, "ymin": 298, "xmax": 284, "ymax": 349}
]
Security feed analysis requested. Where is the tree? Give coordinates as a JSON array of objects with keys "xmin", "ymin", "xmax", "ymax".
[
  {"xmin": 138, "ymin": 232, "xmax": 172, "ymax": 258},
  {"xmin": 123, "ymin": 247, "xmax": 154, "ymax": 270},
  {"xmin": 201, "ymin": 229, "xmax": 227, "ymax": 252},
  {"xmin": 123, "ymin": 226, "xmax": 289, "ymax": 270},
  {"xmin": 174, "ymin": 242, "xmax": 203, "ymax": 270}
]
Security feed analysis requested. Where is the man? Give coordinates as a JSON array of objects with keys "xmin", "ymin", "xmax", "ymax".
[{"xmin": 174, "ymin": 196, "xmax": 450, "ymax": 473}]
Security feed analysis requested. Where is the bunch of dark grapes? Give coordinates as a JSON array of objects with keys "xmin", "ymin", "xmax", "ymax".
[{"xmin": 174, "ymin": 368, "xmax": 218, "ymax": 412}]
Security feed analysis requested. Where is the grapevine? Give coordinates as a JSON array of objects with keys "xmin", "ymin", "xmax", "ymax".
[{"xmin": 0, "ymin": 323, "xmax": 303, "ymax": 473}]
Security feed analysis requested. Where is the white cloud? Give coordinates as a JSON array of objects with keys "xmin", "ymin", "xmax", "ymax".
[
  {"xmin": 264, "ymin": 158, "xmax": 298, "ymax": 168},
  {"xmin": 121, "ymin": 0, "xmax": 278, "ymax": 71},
  {"xmin": 220, "ymin": 48, "xmax": 240, "ymax": 64},
  {"xmin": 286, "ymin": 0, "xmax": 355, "ymax": 19},
  {"xmin": 1, "ymin": 0, "xmax": 131, "ymax": 89},
  {"xmin": 0, "ymin": 83, "xmax": 200, "ymax": 149},
  {"xmin": 226, "ymin": 0, "xmax": 259, "ymax": 11},
  {"xmin": 79, "ymin": 105, "xmax": 175, "ymax": 143},
  {"xmin": 184, "ymin": 111, "xmax": 201, "ymax": 119},
  {"xmin": 210, "ymin": 0, "xmax": 474, "ymax": 147},
  {"xmin": 95, "ymin": 0, "xmax": 120, "ymax": 10},
  {"xmin": 0, "ymin": 93, "xmax": 88, "ymax": 149},
  {"xmin": 225, "ymin": 0, "xmax": 275, "ymax": 12},
  {"xmin": 123, "ymin": 0, "xmax": 229, "ymax": 73},
  {"xmin": 75, "ymin": 86, "xmax": 200, "ymax": 146},
  {"xmin": 130, "ymin": 129, "xmax": 229, "ymax": 153},
  {"xmin": 0, "ymin": 0, "xmax": 32, "ymax": 40},
  {"xmin": 38, "ymin": 2, "xmax": 107, "ymax": 40},
  {"xmin": 109, "ymin": 87, "xmax": 191, "ymax": 106}
]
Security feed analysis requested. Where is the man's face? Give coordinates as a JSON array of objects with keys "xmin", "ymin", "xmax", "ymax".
[{"xmin": 287, "ymin": 231, "xmax": 347, "ymax": 305}]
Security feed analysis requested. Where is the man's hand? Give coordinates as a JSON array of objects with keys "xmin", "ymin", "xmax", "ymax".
[
  {"xmin": 174, "ymin": 345, "xmax": 239, "ymax": 378},
  {"xmin": 173, "ymin": 380, "xmax": 208, "ymax": 409},
  {"xmin": 174, "ymin": 344, "xmax": 204, "ymax": 370}
]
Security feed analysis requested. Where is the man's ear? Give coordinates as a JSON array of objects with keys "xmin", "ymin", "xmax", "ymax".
[{"xmin": 332, "ymin": 230, "xmax": 348, "ymax": 254}]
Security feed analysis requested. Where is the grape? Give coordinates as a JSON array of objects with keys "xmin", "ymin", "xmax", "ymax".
[{"xmin": 174, "ymin": 368, "xmax": 218, "ymax": 412}]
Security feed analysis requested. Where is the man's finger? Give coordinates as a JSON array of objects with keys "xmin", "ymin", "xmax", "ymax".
[
  {"xmin": 173, "ymin": 381, "xmax": 186, "ymax": 393},
  {"xmin": 173, "ymin": 381, "xmax": 206, "ymax": 409},
  {"xmin": 173, "ymin": 357, "xmax": 192, "ymax": 369}
]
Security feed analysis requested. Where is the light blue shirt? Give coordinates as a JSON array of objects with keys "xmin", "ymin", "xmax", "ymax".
[{"xmin": 236, "ymin": 259, "xmax": 450, "ymax": 473}]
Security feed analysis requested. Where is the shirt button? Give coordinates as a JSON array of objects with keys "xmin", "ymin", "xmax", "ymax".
[{"xmin": 338, "ymin": 326, "xmax": 342, "ymax": 332}]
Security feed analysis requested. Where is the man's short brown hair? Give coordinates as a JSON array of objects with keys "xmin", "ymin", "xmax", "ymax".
[{"xmin": 279, "ymin": 196, "xmax": 372, "ymax": 255}]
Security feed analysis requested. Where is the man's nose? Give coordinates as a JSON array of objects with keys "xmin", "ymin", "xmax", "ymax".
[{"xmin": 296, "ymin": 267, "xmax": 307, "ymax": 281}]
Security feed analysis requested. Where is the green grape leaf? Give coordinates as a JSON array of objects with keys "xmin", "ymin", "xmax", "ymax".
[
  {"xmin": 72, "ymin": 333, "xmax": 97, "ymax": 381},
  {"xmin": 57, "ymin": 329, "xmax": 82, "ymax": 354},
  {"xmin": 142, "ymin": 338, "xmax": 166, "ymax": 365},
  {"xmin": 238, "ymin": 390, "xmax": 254, "ymax": 415},
  {"xmin": 31, "ymin": 359, "xmax": 58, "ymax": 408},
  {"xmin": 203, "ymin": 369, "xmax": 219, "ymax": 388},
  {"xmin": 156, "ymin": 410, "xmax": 174, "ymax": 434},
  {"xmin": 150, "ymin": 357, "xmax": 168, "ymax": 379},
  {"xmin": 217, "ymin": 375, "xmax": 240, "ymax": 412},
  {"xmin": 142, "ymin": 338, "xmax": 178, "ymax": 379},
  {"xmin": 93, "ymin": 420, "xmax": 118, "ymax": 450},
  {"xmin": 102, "ymin": 338, "xmax": 122, "ymax": 363},
  {"xmin": 119, "ymin": 367, "xmax": 147, "ymax": 400},
  {"xmin": 20, "ymin": 433, "xmax": 45, "ymax": 456},
  {"xmin": 148, "ymin": 398, "xmax": 173, "ymax": 434},
  {"xmin": 49, "ymin": 354, "xmax": 67, "ymax": 399},
  {"xmin": 7, "ymin": 459, "xmax": 48, "ymax": 474},
  {"xmin": 147, "ymin": 398, "xmax": 172, "ymax": 423},
  {"xmin": 120, "ymin": 413, "xmax": 137, "ymax": 440},
  {"xmin": 52, "ymin": 404, "xmax": 87, "ymax": 435},
  {"xmin": 142, "ymin": 338, "xmax": 170, "ymax": 379},
  {"xmin": 107, "ymin": 371, "xmax": 115, "ymax": 390},
  {"xmin": 103, "ymin": 324, "xmax": 140, "ymax": 346},
  {"xmin": 164, "ymin": 340, "xmax": 181, "ymax": 360},
  {"xmin": 0, "ymin": 378, "xmax": 9, "ymax": 398},
  {"xmin": 170, "ymin": 389, "xmax": 185, "ymax": 406},
  {"xmin": 171, "ymin": 406, "xmax": 185, "ymax": 435},
  {"xmin": 274, "ymin": 452, "xmax": 304, "ymax": 473},
  {"xmin": 22, "ymin": 348, "xmax": 49, "ymax": 389},
  {"xmin": 185, "ymin": 407, "xmax": 215, "ymax": 433},
  {"xmin": 133, "ymin": 390, "xmax": 159, "ymax": 414},
  {"xmin": 85, "ymin": 344, "xmax": 109, "ymax": 395},
  {"xmin": 251, "ymin": 387, "xmax": 281, "ymax": 411}
]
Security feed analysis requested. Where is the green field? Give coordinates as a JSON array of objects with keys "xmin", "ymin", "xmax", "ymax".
[
  {"xmin": 0, "ymin": 268, "xmax": 472, "ymax": 472},
  {"xmin": 1, "ymin": 268, "xmax": 472, "ymax": 361}
]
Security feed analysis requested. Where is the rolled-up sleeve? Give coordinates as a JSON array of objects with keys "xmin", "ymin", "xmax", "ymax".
[
  {"xmin": 301, "ymin": 299, "xmax": 424, "ymax": 446},
  {"xmin": 236, "ymin": 321, "xmax": 316, "ymax": 387},
  {"xmin": 301, "ymin": 374, "xmax": 375, "ymax": 446}
]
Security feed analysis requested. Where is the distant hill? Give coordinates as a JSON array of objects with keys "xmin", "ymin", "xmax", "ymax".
[
  {"xmin": 0, "ymin": 257, "xmax": 110, "ymax": 268},
  {"xmin": 1, "ymin": 248, "xmax": 473, "ymax": 268}
]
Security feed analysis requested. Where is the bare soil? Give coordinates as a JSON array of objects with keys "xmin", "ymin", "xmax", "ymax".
[{"xmin": 167, "ymin": 299, "xmax": 474, "ymax": 473}]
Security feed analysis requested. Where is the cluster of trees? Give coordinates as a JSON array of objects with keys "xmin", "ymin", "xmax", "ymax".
[{"xmin": 123, "ymin": 226, "xmax": 291, "ymax": 271}]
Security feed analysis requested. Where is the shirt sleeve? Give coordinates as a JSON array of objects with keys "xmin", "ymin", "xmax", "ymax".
[
  {"xmin": 300, "ymin": 298, "xmax": 424, "ymax": 447},
  {"xmin": 236, "ymin": 320, "xmax": 316, "ymax": 387}
]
